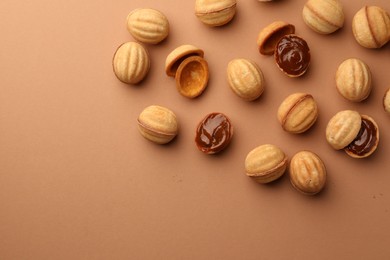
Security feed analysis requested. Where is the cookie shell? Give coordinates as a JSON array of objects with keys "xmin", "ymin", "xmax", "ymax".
[
  {"xmin": 384, "ymin": 88, "xmax": 390, "ymax": 113},
  {"xmin": 335, "ymin": 58, "xmax": 372, "ymax": 102},
  {"xmin": 165, "ymin": 45, "xmax": 204, "ymax": 77},
  {"xmin": 227, "ymin": 59, "xmax": 265, "ymax": 101},
  {"xmin": 352, "ymin": 6, "xmax": 390, "ymax": 48},
  {"xmin": 277, "ymin": 93, "xmax": 318, "ymax": 134},
  {"xmin": 302, "ymin": 0, "xmax": 344, "ymax": 34},
  {"xmin": 175, "ymin": 56, "xmax": 209, "ymax": 98},
  {"xmin": 245, "ymin": 144, "xmax": 288, "ymax": 184},
  {"xmin": 257, "ymin": 21, "xmax": 295, "ymax": 55},
  {"xmin": 195, "ymin": 0, "xmax": 237, "ymax": 27},
  {"xmin": 112, "ymin": 42, "xmax": 150, "ymax": 85},
  {"xmin": 137, "ymin": 105, "xmax": 178, "ymax": 144},
  {"xmin": 289, "ymin": 151, "xmax": 327, "ymax": 195},
  {"xmin": 126, "ymin": 8, "xmax": 169, "ymax": 44},
  {"xmin": 325, "ymin": 110, "xmax": 361, "ymax": 150}
]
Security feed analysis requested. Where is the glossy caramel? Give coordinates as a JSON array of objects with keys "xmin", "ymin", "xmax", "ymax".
[
  {"xmin": 195, "ymin": 113, "xmax": 233, "ymax": 154},
  {"xmin": 275, "ymin": 34, "xmax": 310, "ymax": 77},
  {"xmin": 345, "ymin": 117, "xmax": 377, "ymax": 157}
]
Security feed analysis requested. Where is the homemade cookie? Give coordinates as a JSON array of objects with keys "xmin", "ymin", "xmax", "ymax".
[
  {"xmin": 274, "ymin": 35, "xmax": 311, "ymax": 77},
  {"xmin": 352, "ymin": 6, "xmax": 390, "ymax": 48},
  {"xmin": 302, "ymin": 0, "xmax": 344, "ymax": 34},
  {"xmin": 245, "ymin": 144, "xmax": 288, "ymax": 184},
  {"xmin": 257, "ymin": 21, "xmax": 295, "ymax": 55},
  {"xmin": 326, "ymin": 110, "xmax": 379, "ymax": 158},
  {"xmin": 335, "ymin": 58, "xmax": 372, "ymax": 102}
]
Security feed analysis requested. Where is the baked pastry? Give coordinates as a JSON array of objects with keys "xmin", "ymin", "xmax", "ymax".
[
  {"xmin": 326, "ymin": 110, "xmax": 379, "ymax": 158},
  {"xmin": 165, "ymin": 45, "xmax": 204, "ymax": 77},
  {"xmin": 274, "ymin": 35, "xmax": 311, "ymax": 77},
  {"xmin": 137, "ymin": 105, "xmax": 178, "ymax": 144},
  {"xmin": 227, "ymin": 58, "xmax": 265, "ymax": 101},
  {"xmin": 384, "ymin": 88, "xmax": 390, "ymax": 114},
  {"xmin": 165, "ymin": 45, "xmax": 209, "ymax": 98},
  {"xmin": 257, "ymin": 21, "xmax": 295, "ymax": 55},
  {"xmin": 245, "ymin": 144, "xmax": 288, "ymax": 184},
  {"xmin": 352, "ymin": 6, "xmax": 390, "ymax": 48},
  {"xmin": 302, "ymin": 0, "xmax": 344, "ymax": 34},
  {"xmin": 195, "ymin": 0, "xmax": 237, "ymax": 27},
  {"xmin": 289, "ymin": 151, "xmax": 326, "ymax": 195},
  {"xmin": 126, "ymin": 8, "xmax": 169, "ymax": 44},
  {"xmin": 112, "ymin": 42, "xmax": 150, "ymax": 84},
  {"xmin": 335, "ymin": 58, "xmax": 372, "ymax": 102},
  {"xmin": 176, "ymin": 56, "xmax": 209, "ymax": 98},
  {"xmin": 277, "ymin": 93, "xmax": 318, "ymax": 134}
]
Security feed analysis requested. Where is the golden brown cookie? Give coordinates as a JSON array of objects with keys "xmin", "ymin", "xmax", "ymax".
[
  {"xmin": 127, "ymin": 8, "xmax": 169, "ymax": 44},
  {"xmin": 175, "ymin": 56, "xmax": 209, "ymax": 98},
  {"xmin": 227, "ymin": 59, "xmax": 265, "ymax": 101},
  {"xmin": 245, "ymin": 144, "xmax": 288, "ymax": 184},
  {"xmin": 195, "ymin": 0, "xmax": 237, "ymax": 27},
  {"xmin": 326, "ymin": 110, "xmax": 379, "ymax": 158},
  {"xmin": 289, "ymin": 151, "xmax": 326, "ymax": 195},
  {"xmin": 352, "ymin": 6, "xmax": 390, "ymax": 48},
  {"xmin": 137, "ymin": 105, "xmax": 179, "ymax": 144},
  {"xmin": 112, "ymin": 42, "xmax": 150, "ymax": 84},
  {"xmin": 335, "ymin": 58, "xmax": 372, "ymax": 102},
  {"xmin": 302, "ymin": 0, "xmax": 344, "ymax": 34},
  {"xmin": 257, "ymin": 21, "xmax": 295, "ymax": 55},
  {"xmin": 277, "ymin": 93, "xmax": 318, "ymax": 134}
]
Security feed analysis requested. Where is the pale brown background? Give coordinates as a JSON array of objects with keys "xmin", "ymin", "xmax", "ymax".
[{"xmin": 1, "ymin": 0, "xmax": 390, "ymax": 259}]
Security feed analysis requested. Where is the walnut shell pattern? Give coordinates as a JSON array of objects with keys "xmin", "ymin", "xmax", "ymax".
[
  {"xmin": 127, "ymin": 8, "xmax": 169, "ymax": 44},
  {"xmin": 352, "ymin": 6, "xmax": 390, "ymax": 48},
  {"xmin": 289, "ymin": 151, "xmax": 327, "ymax": 195},
  {"xmin": 302, "ymin": 0, "xmax": 344, "ymax": 34},
  {"xmin": 277, "ymin": 93, "xmax": 318, "ymax": 134},
  {"xmin": 137, "ymin": 105, "xmax": 178, "ymax": 144},
  {"xmin": 112, "ymin": 42, "xmax": 150, "ymax": 85},
  {"xmin": 195, "ymin": 0, "xmax": 237, "ymax": 26},
  {"xmin": 227, "ymin": 59, "xmax": 265, "ymax": 101},
  {"xmin": 336, "ymin": 58, "xmax": 372, "ymax": 102},
  {"xmin": 325, "ymin": 110, "xmax": 361, "ymax": 150},
  {"xmin": 245, "ymin": 144, "xmax": 288, "ymax": 184}
]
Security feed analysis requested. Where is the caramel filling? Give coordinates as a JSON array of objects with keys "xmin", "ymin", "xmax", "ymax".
[
  {"xmin": 275, "ymin": 35, "xmax": 310, "ymax": 76},
  {"xmin": 195, "ymin": 113, "xmax": 233, "ymax": 154},
  {"xmin": 345, "ymin": 118, "xmax": 377, "ymax": 156}
]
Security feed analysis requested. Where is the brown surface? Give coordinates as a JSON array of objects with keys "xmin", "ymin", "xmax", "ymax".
[{"xmin": 1, "ymin": 0, "xmax": 390, "ymax": 259}]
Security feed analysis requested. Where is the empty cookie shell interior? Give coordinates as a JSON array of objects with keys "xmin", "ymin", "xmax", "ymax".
[
  {"xmin": 165, "ymin": 45, "xmax": 204, "ymax": 77},
  {"xmin": 175, "ymin": 56, "xmax": 209, "ymax": 98},
  {"xmin": 257, "ymin": 21, "xmax": 295, "ymax": 55},
  {"xmin": 344, "ymin": 115, "xmax": 379, "ymax": 158}
]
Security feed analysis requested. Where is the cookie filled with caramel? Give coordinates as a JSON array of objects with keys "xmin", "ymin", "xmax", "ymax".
[
  {"xmin": 274, "ymin": 34, "xmax": 311, "ymax": 77},
  {"xmin": 344, "ymin": 115, "xmax": 379, "ymax": 158},
  {"xmin": 195, "ymin": 112, "xmax": 233, "ymax": 154},
  {"xmin": 257, "ymin": 22, "xmax": 310, "ymax": 77},
  {"xmin": 325, "ymin": 110, "xmax": 379, "ymax": 159}
]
